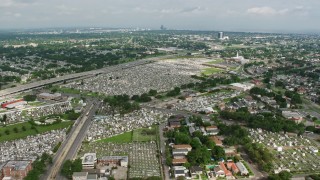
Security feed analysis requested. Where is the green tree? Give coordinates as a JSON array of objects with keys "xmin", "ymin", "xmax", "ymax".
[
  {"xmin": 23, "ymin": 95, "xmax": 37, "ymax": 102},
  {"xmin": 268, "ymin": 171, "xmax": 292, "ymax": 180},
  {"xmin": 190, "ymin": 138, "xmax": 202, "ymax": 149},
  {"xmin": 148, "ymin": 89, "xmax": 157, "ymax": 96},
  {"xmin": 187, "ymin": 147, "xmax": 211, "ymax": 165},
  {"xmin": 212, "ymin": 146, "xmax": 226, "ymax": 160},
  {"xmin": 175, "ymin": 132, "xmax": 191, "ymax": 144},
  {"xmin": 13, "ymin": 127, "xmax": 19, "ymax": 133}
]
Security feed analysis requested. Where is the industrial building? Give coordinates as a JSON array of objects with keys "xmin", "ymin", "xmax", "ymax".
[
  {"xmin": 98, "ymin": 156, "xmax": 128, "ymax": 167},
  {"xmin": 82, "ymin": 153, "xmax": 97, "ymax": 169}
]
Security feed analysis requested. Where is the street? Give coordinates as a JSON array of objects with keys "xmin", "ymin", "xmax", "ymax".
[{"xmin": 43, "ymin": 100, "xmax": 100, "ymax": 180}]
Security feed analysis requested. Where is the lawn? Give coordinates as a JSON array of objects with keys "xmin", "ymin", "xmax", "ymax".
[
  {"xmin": 202, "ymin": 67, "xmax": 224, "ymax": 76},
  {"xmin": 208, "ymin": 59, "xmax": 225, "ymax": 64},
  {"xmin": 132, "ymin": 126, "xmax": 157, "ymax": 142},
  {"xmin": 0, "ymin": 121, "xmax": 74, "ymax": 142},
  {"xmin": 54, "ymin": 86, "xmax": 81, "ymax": 94},
  {"xmin": 98, "ymin": 131, "xmax": 133, "ymax": 143},
  {"xmin": 28, "ymin": 101, "xmax": 45, "ymax": 106}
]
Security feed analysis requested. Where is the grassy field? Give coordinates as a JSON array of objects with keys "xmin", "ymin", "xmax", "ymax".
[
  {"xmin": 54, "ymin": 86, "xmax": 81, "ymax": 94},
  {"xmin": 98, "ymin": 131, "xmax": 133, "ymax": 143},
  {"xmin": 0, "ymin": 121, "xmax": 74, "ymax": 142},
  {"xmin": 28, "ymin": 101, "xmax": 45, "ymax": 106},
  {"xmin": 132, "ymin": 126, "xmax": 157, "ymax": 142},
  {"xmin": 208, "ymin": 59, "xmax": 225, "ymax": 64},
  {"xmin": 202, "ymin": 67, "xmax": 224, "ymax": 76}
]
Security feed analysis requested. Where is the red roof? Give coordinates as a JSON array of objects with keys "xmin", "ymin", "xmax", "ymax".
[
  {"xmin": 219, "ymin": 162, "xmax": 232, "ymax": 176},
  {"xmin": 209, "ymin": 136, "xmax": 223, "ymax": 146},
  {"xmin": 1, "ymin": 99, "xmax": 24, "ymax": 108},
  {"xmin": 173, "ymin": 144, "xmax": 192, "ymax": 149},
  {"xmin": 172, "ymin": 158, "xmax": 188, "ymax": 164}
]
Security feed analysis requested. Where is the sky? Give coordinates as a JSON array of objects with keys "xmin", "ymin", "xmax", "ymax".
[{"xmin": 0, "ymin": 0, "xmax": 320, "ymax": 33}]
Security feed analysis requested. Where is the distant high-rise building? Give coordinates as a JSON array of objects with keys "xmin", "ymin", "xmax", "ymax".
[
  {"xmin": 218, "ymin": 32, "xmax": 224, "ymax": 39},
  {"xmin": 160, "ymin": 25, "xmax": 167, "ymax": 30}
]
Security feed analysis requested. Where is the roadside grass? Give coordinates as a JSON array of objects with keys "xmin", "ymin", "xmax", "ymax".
[
  {"xmin": 55, "ymin": 87, "xmax": 81, "ymax": 94},
  {"xmin": 0, "ymin": 121, "xmax": 74, "ymax": 142},
  {"xmin": 241, "ymin": 160, "xmax": 255, "ymax": 176},
  {"xmin": 98, "ymin": 131, "xmax": 133, "ymax": 143}
]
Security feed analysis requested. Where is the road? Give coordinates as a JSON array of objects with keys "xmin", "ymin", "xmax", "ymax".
[
  {"xmin": 159, "ymin": 122, "xmax": 170, "ymax": 180},
  {"xmin": 142, "ymin": 105, "xmax": 211, "ymax": 121},
  {"xmin": 0, "ymin": 55, "xmax": 183, "ymax": 97},
  {"xmin": 239, "ymin": 151, "xmax": 267, "ymax": 180},
  {"xmin": 43, "ymin": 100, "xmax": 101, "ymax": 180}
]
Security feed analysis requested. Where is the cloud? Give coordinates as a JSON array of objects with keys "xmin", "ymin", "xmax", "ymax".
[
  {"xmin": 0, "ymin": 0, "xmax": 36, "ymax": 8},
  {"xmin": 56, "ymin": 4, "xmax": 80, "ymax": 15},
  {"xmin": 247, "ymin": 6, "xmax": 288, "ymax": 16},
  {"xmin": 180, "ymin": 6, "xmax": 205, "ymax": 13}
]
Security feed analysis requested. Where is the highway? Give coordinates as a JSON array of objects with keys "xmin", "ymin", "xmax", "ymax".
[
  {"xmin": 0, "ymin": 58, "xmax": 156, "ymax": 97},
  {"xmin": 43, "ymin": 100, "xmax": 101, "ymax": 180}
]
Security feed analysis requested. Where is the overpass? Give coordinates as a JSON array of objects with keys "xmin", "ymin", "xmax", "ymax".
[{"xmin": 0, "ymin": 59, "xmax": 155, "ymax": 97}]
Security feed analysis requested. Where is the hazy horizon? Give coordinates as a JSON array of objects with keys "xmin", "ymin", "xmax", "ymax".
[{"xmin": 1, "ymin": 0, "xmax": 320, "ymax": 33}]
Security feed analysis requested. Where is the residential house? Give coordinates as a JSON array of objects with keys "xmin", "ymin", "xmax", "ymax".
[
  {"xmin": 227, "ymin": 161, "xmax": 239, "ymax": 174},
  {"xmin": 219, "ymin": 162, "xmax": 232, "ymax": 177},
  {"xmin": 206, "ymin": 126, "xmax": 219, "ymax": 135},
  {"xmin": 172, "ymin": 149, "xmax": 189, "ymax": 156},
  {"xmin": 173, "ymin": 144, "xmax": 192, "ymax": 151},
  {"xmin": 236, "ymin": 162, "xmax": 249, "ymax": 176},
  {"xmin": 190, "ymin": 166, "xmax": 203, "ymax": 178},
  {"xmin": 172, "ymin": 158, "xmax": 188, "ymax": 166},
  {"xmin": 209, "ymin": 136, "xmax": 223, "ymax": 147},
  {"xmin": 224, "ymin": 146, "xmax": 237, "ymax": 157},
  {"xmin": 282, "ymin": 111, "xmax": 304, "ymax": 123}
]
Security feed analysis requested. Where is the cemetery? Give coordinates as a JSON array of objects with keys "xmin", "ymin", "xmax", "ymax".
[{"xmin": 249, "ymin": 129, "xmax": 320, "ymax": 174}]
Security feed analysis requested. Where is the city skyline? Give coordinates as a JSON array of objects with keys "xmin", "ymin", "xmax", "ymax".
[{"xmin": 1, "ymin": 0, "xmax": 320, "ymax": 33}]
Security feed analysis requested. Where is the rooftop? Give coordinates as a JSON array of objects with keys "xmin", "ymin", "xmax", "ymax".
[
  {"xmin": 4, "ymin": 160, "xmax": 31, "ymax": 171},
  {"xmin": 173, "ymin": 144, "xmax": 192, "ymax": 149},
  {"xmin": 82, "ymin": 153, "xmax": 97, "ymax": 164}
]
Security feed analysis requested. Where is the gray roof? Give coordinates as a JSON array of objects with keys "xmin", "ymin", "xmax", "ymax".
[
  {"xmin": 87, "ymin": 174, "xmax": 97, "ymax": 180},
  {"xmin": 236, "ymin": 162, "xmax": 249, "ymax": 174},
  {"xmin": 175, "ymin": 170, "xmax": 185, "ymax": 175},
  {"xmin": 4, "ymin": 161, "xmax": 31, "ymax": 170},
  {"xmin": 72, "ymin": 172, "xmax": 88, "ymax": 177},
  {"xmin": 99, "ymin": 156, "xmax": 128, "ymax": 162}
]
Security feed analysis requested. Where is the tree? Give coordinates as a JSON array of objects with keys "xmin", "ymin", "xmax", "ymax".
[
  {"xmin": 190, "ymin": 138, "xmax": 202, "ymax": 149},
  {"xmin": 4, "ymin": 129, "xmax": 10, "ymax": 135},
  {"xmin": 268, "ymin": 171, "xmax": 292, "ymax": 180},
  {"xmin": 2, "ymin": 114, "xmax": 7, "ymax": 123},
  {"xmin": 61, "ymin": 159, "xmax": 81, "ymax": 179},
  {"xmin": 61, "ymin": 160, "xmax": 73, "ymax": 178},
  {"xmin": 148, "ymin": 89, "xmax": 157, "ymax": 96},
  {"xmin": 13, "ymin": 127, "xmax": 19, "ymax": 133},
  {"xmin": 212, "ymin": 146, "xmax": 226, "ymax": 160},
  {"xmin": 23, "ymin": 95, "xmax": 37, "ymax": 102},
  {"xmin": 187, "ymin": 147, "xmax": 211, "ymax": 165},
  {"xmin": 175, "ymin": 132, "xmax": 191, "ymax": 144}
]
